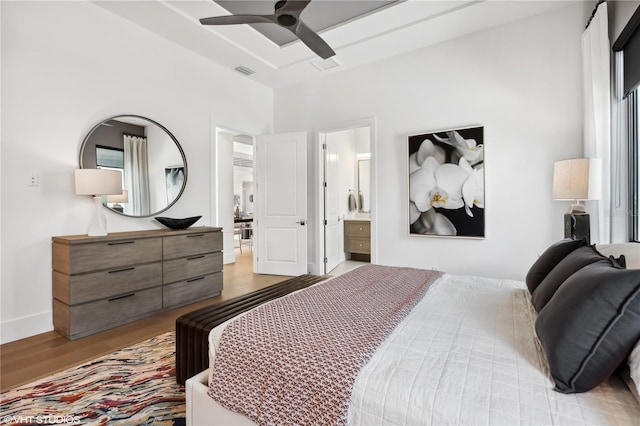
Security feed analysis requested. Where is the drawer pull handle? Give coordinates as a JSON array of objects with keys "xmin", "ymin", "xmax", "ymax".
[
  {"xmin": 187, "ymin": 234, "xmax": 205, "ymax": 238},
  {"xmin": 187, "ymin": 255, "xmax": 205, "ymax": 261},
  {"xmin": 108, "ymin": 267, "xmax": 135, "ymax": 274},
  {"xmin": 109, "ymin": 266, "xmax": 136, "ymax": 274},
  {"xmin": 108, "ymin": 241, "xmax": 135, "ymax": 246},
  {"xmin": 187, "ymin": 277, "xmax": 205, "ymax": 283},
  {"xmin": 359, "ymin": 227, "xmax": 363, "ymax": 231},
  {"xmin": 108, "ymin": 293, "xmax": 135, "ymax": 302}
]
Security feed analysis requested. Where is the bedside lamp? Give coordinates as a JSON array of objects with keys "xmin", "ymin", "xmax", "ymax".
[
  {"xmin": 106, "ymin": 189, "xmax": 129, "ymax": 213},
  {"xmin": 553, "ymin": 158, "xmax": 602, "ymax": 243},
  {"xmin": 75, "ymin": 169, "xmax": 123, "ymax": 236}
]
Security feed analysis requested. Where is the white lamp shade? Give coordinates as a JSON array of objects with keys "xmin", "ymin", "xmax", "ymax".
[
  {"xmin": 105, "ymin": 189, "xmax": 129, "ymax": 203},
  {"xmin": 553, "ymin": 158, "xmax": 602, "ymax": 201},
  {"xmin": 75, "ymin": 169, "xmax": 122, "ymax": 196}
]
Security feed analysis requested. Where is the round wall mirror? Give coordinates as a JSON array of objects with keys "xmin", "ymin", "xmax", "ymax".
[{"xmin": 79, "ymin": 115, "xmax": 187, "ymax": 217}]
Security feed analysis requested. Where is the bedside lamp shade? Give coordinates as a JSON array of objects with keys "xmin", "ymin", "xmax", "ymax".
[
  {"xmin": 75, "ymin": 169, "xmax": 122, "ymax": 196},
  {"xmin": 75, "ymin": 169, "xmax": 123, "ymax": 236},
  {"xmin": 553, "ymin": 158, "xmax": 602, "ymax": 210},
  {"xmin": 105, "ymin": 189, "xmax": 129, "ymax": 213},
  {"xmin": 105, "ymin": 189, "xmax": 129, "ymax": 204}
]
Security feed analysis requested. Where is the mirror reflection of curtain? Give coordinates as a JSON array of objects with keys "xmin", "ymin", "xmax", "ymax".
[{"xmin": 124, "ymin": 134, "xmax": 151, "ymax": 216}]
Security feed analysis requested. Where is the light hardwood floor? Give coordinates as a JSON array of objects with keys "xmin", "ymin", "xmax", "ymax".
[{"xmin": 0, "ymin": 251, "xmax": 288, "ymax": 393}]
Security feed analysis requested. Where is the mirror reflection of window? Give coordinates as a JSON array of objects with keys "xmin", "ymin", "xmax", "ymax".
[{"xmin": 96, "ymin": 146, "xmax": 124, "ymax": 169}]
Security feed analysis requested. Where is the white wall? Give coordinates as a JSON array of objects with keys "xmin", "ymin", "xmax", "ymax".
[
  {"xmin": 217, "ymin": 131, "xmax": 236, "ymax": 264},
  {"xmin": 275, "ymin": 4, "xmax": 585, "ymax": 280},
  {"xmin": 0, "ymin": 1, "xmax": 273, "ymax": 343}
]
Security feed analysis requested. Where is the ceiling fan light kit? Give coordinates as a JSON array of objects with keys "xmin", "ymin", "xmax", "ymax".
[{"xmin": 200, "ymin": 0, "xmax": 336, "ymax": 60}]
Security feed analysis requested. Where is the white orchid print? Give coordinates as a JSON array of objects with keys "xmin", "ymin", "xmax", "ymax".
[
  {"xmin": 408, "ymin": 127, "xmax": 485, "ymax": 237},
  {"xmin": 433, "ymin": 130, "xmax": 483, "ymax": 166},
  {"xmin": 411, "ymin": 208, "xmax": 457, "ymax": 236}
]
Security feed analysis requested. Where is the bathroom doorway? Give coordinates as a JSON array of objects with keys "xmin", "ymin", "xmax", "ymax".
[{"xmin": 317, "ymin": 118, "xmax": 376, "ymax": 275}]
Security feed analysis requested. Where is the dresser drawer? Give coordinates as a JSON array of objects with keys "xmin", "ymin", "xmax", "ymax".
[
  {"xmin": 54, "ymin": 238, "xmax": 162, "ymax": 275},
  {"xmin": 346, "ymin": 238, "xmax": 371, "ymax": 254},
  {"xmin": 163, "ymin": 231, "xmax": 222, "ymax": 260},
  {"xmin": 163, "ymin": 272, "xmax": 223, "ymax": 309},
  {"xmin": 53, "ymin": 262, "xmax": 162, "ymax": 305},
  {"xmin": 54, "ymin": 286, "xmax": 162, "ymax": 340},
  {"xmin": 345, "ymin": 221, "xmax": 370, "ymax": 237},
  {"xmin": 163, "ymin": 252, "xmax": 223, "ymax": 284}
]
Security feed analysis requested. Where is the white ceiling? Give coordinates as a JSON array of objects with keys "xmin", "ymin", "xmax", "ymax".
[{"xmin": 93, "ymin": 0, "xmax": 577, "ymax": 89}]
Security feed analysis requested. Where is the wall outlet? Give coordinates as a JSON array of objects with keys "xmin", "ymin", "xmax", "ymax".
[{"xmin": 28, "ymin": 173, "xmax": 39, "ymax": 187}]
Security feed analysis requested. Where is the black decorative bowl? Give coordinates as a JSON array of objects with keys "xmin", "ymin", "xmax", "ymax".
[{"xmin": 155, "ymin": 216, "xmax": 201, "ymax": 230}]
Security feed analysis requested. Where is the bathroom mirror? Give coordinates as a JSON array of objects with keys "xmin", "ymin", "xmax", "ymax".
[
  {"xmin": 357, "ymin": 158, "xmax": 370, "ymax": 212},
  {"xmin": 79, "ymin": 115, "xmax": 187, "ymax": 217}
]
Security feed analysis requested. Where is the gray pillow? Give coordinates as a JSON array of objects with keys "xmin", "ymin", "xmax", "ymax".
[
  {"xmin": 531, "ymin": 245, "xmax": 603, "ymax": 312},
  {"xmin": 525, "ymin": 238, "xmax": 587, "ymax": 294},
  {"xmin": 613, "ymin": 254, "xmax": 627, "ymax": 268},
  {"xmin": 535, "ymin": 259, "xmax": 640, "ymax": 393}
]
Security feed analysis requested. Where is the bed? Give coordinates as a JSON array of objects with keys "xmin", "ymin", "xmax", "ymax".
[{"xmin": 186, "ymin": 241, "xmax": 640, "ymax": 425}]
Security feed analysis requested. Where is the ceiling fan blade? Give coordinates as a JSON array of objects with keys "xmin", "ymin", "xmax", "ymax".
[
  {"xmin": 295, "ymin": 20, "xmax": 335, "ymax": 59},
  {"xmin": 200, "ymin": 15, "xmax": 274, "ymax": 26},
  {"xmin": 278, "ymin": 0, "xmax": 312, "ymax": 15}
]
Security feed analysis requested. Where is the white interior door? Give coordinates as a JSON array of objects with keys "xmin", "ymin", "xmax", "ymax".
[
  {"xmin": 324, "ymin": 138, "xmax": 342, "ymax": 273},
  {"xmin": 255, "ymin": 132, "xmax": 307, "ymax": 276}
]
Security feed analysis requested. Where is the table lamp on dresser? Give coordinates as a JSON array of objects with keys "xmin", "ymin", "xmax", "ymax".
[
  {"xmin": 552, "ymin": 158, "xmax": 602, "ymax": 244},
  {"xmin": 75, "ymin": 169, "xmax": 123, "ymax": 236}
]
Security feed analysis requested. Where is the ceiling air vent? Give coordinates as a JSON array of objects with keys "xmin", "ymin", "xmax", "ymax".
[{"xmin": 234, "ymin": 65, "xmax": 255, "ymax": 76}]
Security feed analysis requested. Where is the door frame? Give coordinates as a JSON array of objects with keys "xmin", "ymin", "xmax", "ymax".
[
  {"xmin": 316, "ymin": 117, "xmax": 377, "ymax": 274},
  {"xmin": 210, "ymin": 123, "xmax": 257, "ymax": 270}
]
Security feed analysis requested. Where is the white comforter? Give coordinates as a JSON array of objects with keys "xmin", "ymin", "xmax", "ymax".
[
  {"xmin": 348, "ymin": 274, "xmax": 640, "ymax": 425},
  {"xmin": 207, "ymin": 273, "xmax": 640, "ymax": 425}
]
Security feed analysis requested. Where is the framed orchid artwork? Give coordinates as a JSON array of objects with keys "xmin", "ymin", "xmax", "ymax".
[{"xmin": 408, "ymin": 126, "xmax": 485, "ymax": 238}]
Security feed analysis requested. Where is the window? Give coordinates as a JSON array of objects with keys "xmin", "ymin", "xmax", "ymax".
[
  {"xmin": 631, "ymin": 89, "xmax": 639, "ymax": 241},
  {"xmin": 613, "ymin": 6, "xmax": 640, "ymax": 242}
]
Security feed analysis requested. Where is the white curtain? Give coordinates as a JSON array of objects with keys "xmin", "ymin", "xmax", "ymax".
[
  {"xmin": 582, "ymin": 2, "xmax": 611, "ymax": 244},
  {"xmin": 124, "ymin": 134, "xmax": 151, "ymax": 216}
]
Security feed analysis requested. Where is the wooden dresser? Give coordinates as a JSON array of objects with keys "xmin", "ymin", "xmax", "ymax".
[
  {"xmin": 52, "ymin": 227, "xmax": 222, "ymax": 340},
  {"xmin": 344, "ymin": 220, "xmax": 371, "ymax": 262}
]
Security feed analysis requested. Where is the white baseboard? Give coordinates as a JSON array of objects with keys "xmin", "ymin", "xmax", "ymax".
[{"xmin": 1, "ymin": 311, "xmax": 52, "ymax": 344}]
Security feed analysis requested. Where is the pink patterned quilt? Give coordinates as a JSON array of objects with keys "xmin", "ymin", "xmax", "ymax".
[{"xmin": 208, "ymin": 264, "xmax": 442, "ymax": 425}]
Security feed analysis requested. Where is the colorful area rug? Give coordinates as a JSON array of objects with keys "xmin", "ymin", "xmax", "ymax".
[{"xmin": 0, "ymin": 332, "xmax": 183, "ymax": 425}]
